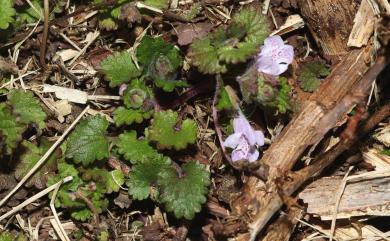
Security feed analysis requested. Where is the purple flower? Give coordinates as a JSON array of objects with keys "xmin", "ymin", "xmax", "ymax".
[
  {"xmin": 223, "ymin": 112, "xmax": 264, "ymax": 162},
  {"xmin": 256, "ymin": 35, "xmax": 294, "ymax": 76}
]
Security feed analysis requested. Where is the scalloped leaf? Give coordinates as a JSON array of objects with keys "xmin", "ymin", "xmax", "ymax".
[
  {"xmin": 15, "ymin": 139, "xmax": 59, "ymax": 189},
  {"xmin": 137, "ymin": 37, "xmax": 184, "ymax": 91},
  {"xmin": 100, "ymin": 51, "xmax": 141, "ymax": 87},
  {"xmin": 126, "ymin": 155, "xmax": 171, "ymax": 200},
  {"xmin": 116, "ymin": 131, "xmax": 159, "ymax": 164},
  {"xmin": 189, "ymin": 7, "xmax": 268, "ymax": 74},
  {"xmin": 0, "ymin": 103, "xmax": 24, "ymax": 153},
  {"xmin": 82, "ymin": 168, "xmax": 125, "ymax": 194},
  {"xmin": 0, "ymin": 0, "xmax": 15, "ymax": 29},
  {"xmin": 113, "ymin": 107, "xmax": 153, "ymax": 126},
  {"xmin": 154, "ymin": 78, "xmax": 188, "ymax": 92},
  {"xmin": 230, "ymin": 6, "xmax": 268, "ymax": 44},
  {"xmin": 273, "ymin": 77, "xmax": 292, "ymax": 113},
  {"xmin": 65, "ymin": 115, "xmax": 109, "ymax": 166},
  {"xmin": 71, "ymin": 208, "xmax": 92, "ymax": 221},
  {"xmin": 137, "ymin": 36, "xmax": 182, "ymax": 69},
  {"xmin": 158, "ymin": 161, "xmax": 210, "ymax": 219},
  {"xmin": 147, "ymin": 110, "xmax": 197, "ymax": 150},
  {"xmin": 218, "ymin": 42, "xmax": 258, "ymax": 64},
  {"xmin": 8, "ymin": 90, "xmax": 46, "ymax": 128},
  {"xmin": 189, "ymin": 37, "xmax": 227, "ymax": 74},
  {"xmin": 299, "ymin": 61, "xmax": 330, "ymax": 92}
]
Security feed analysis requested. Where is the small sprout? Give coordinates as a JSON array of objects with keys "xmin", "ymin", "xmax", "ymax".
[
  {"xmin": 224, "ymin": 111, "xmax": 264, "ymax": 162},
  {"xmin": 124, "ymin": 88, "xmax": 147, "ymax": 109},
  {"xmin": 256, "ymin": 35, "xmax": 294, "ymax": 76}
]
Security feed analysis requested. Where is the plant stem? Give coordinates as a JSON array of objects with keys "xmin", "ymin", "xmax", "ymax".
[{"xmin": 39, "ymin": 0, "xmax": 49, "ymax": 68}]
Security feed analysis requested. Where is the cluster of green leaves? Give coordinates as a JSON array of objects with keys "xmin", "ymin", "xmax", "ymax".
[
  {"xmin": 48, "ymin": 161, "xmax": 123, "ymax": 221},
  {"xmin": 113, "ymin": 78, "xmax": 154, "ymax": 126},
  {"xmin": 189, "ymin": 6, "xmax": 269, "ymax": 74},
  {"xmin": 299, "ymin": 61, "xmax": 330, "ymax": 92},
  {"xmin": 116, "ymin": 131, "xmax": 209, "ymax": 219},
  {"xmin": 0, "ymin": 0, "xmax": 65, "ymax": 32},
  {"xmin": 58, "ymin": 111, "xmax": 207, "ymax": 220},
  {"xmin": 137, "ymin": 36, "xmax": 186, "ymax": 92},
  {"xmin": 0, "ymin": 90, "xmax": 46, "ymax": 153}
]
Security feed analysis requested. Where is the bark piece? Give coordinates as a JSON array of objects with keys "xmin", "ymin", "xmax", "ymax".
[
  {"xmin": 363, "ymin": 148, "xmax": 390, "ymax": 170},
  {"xmin": 263, "ymin": 47, "xmax": 372, "ymax": 178},
  {"xmin": 297, "ymin": 0, "xmax": 359, "ymax": 58},
  {"xmin": 347, "ymin": 0, "xmax": 377, "ymax": 47},
  {"xmin": 299, "ymin": 176, "xmax": 390, "ymax": 220}
]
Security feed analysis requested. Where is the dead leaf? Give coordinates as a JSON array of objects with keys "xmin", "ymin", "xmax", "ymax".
[{"xmin": 174, "ymin": 22, "xmax": 214, "ymax": 46}]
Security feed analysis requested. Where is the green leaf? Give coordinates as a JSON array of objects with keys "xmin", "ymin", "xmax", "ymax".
[
  {"xmin": 116, "ymin": 131, "xmax": 159, "ymax": 164},
  {"xmin": 189, "ymin": 37, "xmax": 227, "ymax": 74},
  {"xmin": 126, "ymin": 155, "xmax": 170, "ymax": 200},
  {"xmin": 147, "ymin": 110, "xmax": 198, "ymax": 150},
  {"xmin": 82, "ymin": 168, "xmax": 125, "ymax": 193},
  {"xmin": 158, "ymin": 161, "xmax": 210, "ymax": 219},
  {"xmin": 17, "ymin": 0, "xmax": 41, "ymax": 24},
  {"xmin": 218, "ymin": 42, "xmax": 258, "ymax": 64},
  {"xmin": 65, "ymin": 115, "xmax": 109, "ymax": 166},
  {"xmin": 137, "ymin": 37, "xmax": 184, "ymax": 91},
  {"xmin": 98, "ymin": 14, "xmax": 118, "ymax": 30},
  {"xmin": 381, "ymin": 149, "xmax": 390, "ymax": 156},
  {"xmin": 0, "ymin": 232, "xmax": 14, "ymax": 241},
  {"xmin": 113, "ymin": 107, "xmax": 153, "ymax": 126},
  {"xmin": 8, "ymin": 90, "xmax": 46, "ymax": 128},
  {"xmin": 0, "ymin": 0, "xmax": 15, "ymax": 29},
  {"xmin": 0, "ymin": 103, "xmax": 24, "ymax": 153},
  {"xmin": 274, "ymin": 77, "xmax": 292, "ymax": 113},
  {"xmin": 137, "ymin": 36, "xmax": 182, "ymax": 69},
  {"xmin": 216, "ymin": 87, "xmax": 233, "ymax": 111},
  {"xmin": 143, "ymin": 0, "xmax": 169, "ymax": 9},
  {"xmin": 188, "ymin": 7, "xmax": 268, "ymax": 74},
  {"xmin": 15, "ymin": 139, "xmax": 58, "ymax": 188},
  {"xmin": 47, "ymin": 162, "xmax": 84, "ymax": 208},
  {"xmin": 230, "ymin": 6, "xmax": 268, "ymax": 45},
  {"xmin": 100, "ymin": 51, "xmax": 141, "ymax": 87},
  {"xmin": 154, "ymin": 78, "xmax": 188, "ymax": 92},
  {"xmin": 299, "ymin": 61, "xmax": 330, "ymax": 92},
  {"xmin": 71, "ymin": 208, "xmax": 92, "ymax": 221}
]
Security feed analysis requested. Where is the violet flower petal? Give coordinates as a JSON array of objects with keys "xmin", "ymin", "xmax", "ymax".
[
  {"xmin": 256, "ymin": 35, "xmax": 294, "ymax": 76},
  {"xmin": 223, "ymin": 132, "xmax": 242, "ymax": 149},
  {"xmin": 248, "ymin": 149, "xmax": 259, "ymax": 162},
  {"xmin": 254, "ymin": 130, "xmax": 265, "ymax": 146},
  {"xmin": 233, "ymin": 112, "xmax": 257, "ymax": 146}
]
